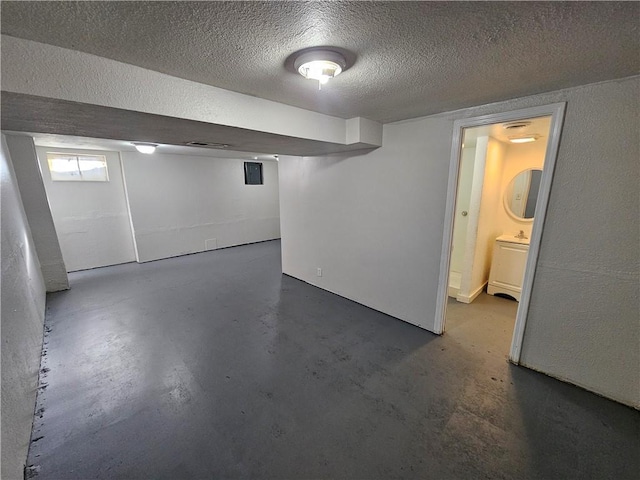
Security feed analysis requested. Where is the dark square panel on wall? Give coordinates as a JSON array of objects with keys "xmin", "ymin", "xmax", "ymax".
[{"xmin": 244, "ymin": 162, "xmax": 263, "ymax": 185}]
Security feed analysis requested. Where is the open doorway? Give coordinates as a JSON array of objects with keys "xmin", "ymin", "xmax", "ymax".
[
  {"xmin": 434, "ymin": 104, "xmax": 566, "ymax": 362},
  {"xmin": 448, "ymin": 116, "xmax": 551, "ymax": 304}
]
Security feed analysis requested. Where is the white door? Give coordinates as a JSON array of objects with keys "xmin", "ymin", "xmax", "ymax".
[{"xmin": 449, "ymin": 147, "xmax": 475, "ymax": 275}]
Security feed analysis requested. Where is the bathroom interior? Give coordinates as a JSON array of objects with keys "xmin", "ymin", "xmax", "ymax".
[{"xmin": 445, "ymin": 116, "xmax": 551, "ymax": 348}]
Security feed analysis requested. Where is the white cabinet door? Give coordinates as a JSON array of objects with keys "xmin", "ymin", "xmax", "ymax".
[{"xmin": 487, "ymin": 240, "xmax": 529, "ymax": 301}]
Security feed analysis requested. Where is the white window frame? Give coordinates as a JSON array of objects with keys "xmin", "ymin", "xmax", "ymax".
[{"xmin": 46, "ymin": 152, "xmax": 110, "ymax": 182}]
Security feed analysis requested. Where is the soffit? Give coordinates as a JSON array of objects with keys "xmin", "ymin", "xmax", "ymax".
[
  {"xmin": 0, "ymin": 93, "xmax": 375, "ymax": 157},
  {"xmin": 20, "ymin": 133, "xmax": 279, "ymax": 162}
]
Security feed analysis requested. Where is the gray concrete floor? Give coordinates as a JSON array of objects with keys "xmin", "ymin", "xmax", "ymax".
[
  {"xmin": 28, "ymin": 240, "xmax": 639, "ymax": 479},
  {"xmin": 445, "ymin": 292, "xmax": 519, "ymax": 364}
]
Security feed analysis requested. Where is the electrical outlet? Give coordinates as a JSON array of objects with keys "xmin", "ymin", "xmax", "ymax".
[{"xmin": 317, "ymin": 267, "xmax": 322, "ymax": 277}]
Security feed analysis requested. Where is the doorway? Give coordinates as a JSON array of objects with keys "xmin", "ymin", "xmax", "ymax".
[{"xmin": 434, "ymin": 104, "xmax": 566, "ymax": 363}]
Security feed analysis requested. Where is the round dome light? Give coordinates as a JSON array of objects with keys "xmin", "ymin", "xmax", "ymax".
[{"xmin": 132, "ymin": 142, "xmax": 158, "ymax": 154}]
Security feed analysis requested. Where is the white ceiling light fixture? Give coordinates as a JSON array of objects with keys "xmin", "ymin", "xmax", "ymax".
[
  {"xmin": 132, "ymin": 142, "xmax": 158, "ymax": 154},
  {"xmin": 508, "ymin": 134, "xmax": 541, "ymax": 144},
  {"xmin": 293, "ymin": 49, "xmax": 347, "ymax": 90}
]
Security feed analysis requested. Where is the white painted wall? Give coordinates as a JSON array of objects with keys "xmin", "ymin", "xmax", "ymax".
[
  {"xmin": 518, "ymin": 78, "xmax": 639, "ymax": 408},
  {"xmin": 279, "ymin": 111, "xmax": 453, "ymax": 331},
  {"xmin": 1, "ymin": 134, "xmax": 46, "ymax": 479},
  {"xmin": 4, "ymin": 135, "xmax": 69, "ymax": 291},
  {"xmin": 1, "ymin": 35, "xmax": 382, "ymax": 147},
  {"xmin": 121, "ymin": 152, "xmax": 280, "ymax": 263},
  {"xmin": 279, "ymin": 76, "xmax": 640, "ymax": 407},
  {"xmin": 35, "ymin": 147, "xmax": 136, "ymax": 272}
]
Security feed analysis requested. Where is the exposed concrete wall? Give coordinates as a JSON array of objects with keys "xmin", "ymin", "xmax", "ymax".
[
  {"xmin": 1, "ymin": 134, "xmax": 46, "ymax": 480},
  {"xmin": 279, "ymin": 76, "xmax": 640, "ymax": 407},
  {"xmin": 121, "ymin": 152, "xmax": 280, "ymax": 263},
  {"xmin": 4, "ymin": 135, "xmax": 68, "ymax": 291}
]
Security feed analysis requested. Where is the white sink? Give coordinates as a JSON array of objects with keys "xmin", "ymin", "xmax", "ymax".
[{"xmin": 497, "ymin": 234, "xmax": 530, "ymax": 245}]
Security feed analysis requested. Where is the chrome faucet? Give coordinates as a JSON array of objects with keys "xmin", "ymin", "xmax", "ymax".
[{"xmin": 515, "ymin": 230, "xmax": 528, "ymax": 240}]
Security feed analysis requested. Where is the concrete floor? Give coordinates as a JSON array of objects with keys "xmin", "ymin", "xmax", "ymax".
[
  {"xmin": 445, "ymin": 292, "xmax": 519, "ymax": 362},
  {"xmin": 27, "ymin": 240, "xmax": 639, "ymax": 479}
]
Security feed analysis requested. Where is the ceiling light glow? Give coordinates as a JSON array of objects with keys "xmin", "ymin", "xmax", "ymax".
[
  {"xmin": 133, "ymin": 142, "xmax": 158, "ymax": 154},
  {"xmin": 298, "ymin": 60, "xmax": 342, "ymax": 87},
  {"xmin": 508, "ymin": 135, "xmax": 540, "ymax": 144},
  {"xmin": 293, "ymin": 49, "xmax": 347, "ymax": 90}
]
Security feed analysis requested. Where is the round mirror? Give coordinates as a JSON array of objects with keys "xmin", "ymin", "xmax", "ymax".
[{"xmin": 504, "ymin": 169, "xmax": 543, "ymax": 221}]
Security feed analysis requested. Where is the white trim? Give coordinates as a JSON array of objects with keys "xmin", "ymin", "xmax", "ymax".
[
  {"xmin": 433, "ymin": 122, "xmax": 464, "ymax": 334},
  {"xmin": 433, "ymin": 103, "xmax": 566, "ymax": 364},
  {"xmin": 456, "ymin": 282, "xmax": 487, "ymax": 304},
  {"xmin": 448, "ymin": 270, "xmax": 461, "ymax": 298}
]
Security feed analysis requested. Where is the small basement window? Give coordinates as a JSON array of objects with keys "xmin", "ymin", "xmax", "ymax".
[
  {"xmin": 47, "ymin": 152, "xmax": 109, "ymax": 182},
  {"xmin": 244, "ymin": 162, "xmax": 263, "ymax": 185}
]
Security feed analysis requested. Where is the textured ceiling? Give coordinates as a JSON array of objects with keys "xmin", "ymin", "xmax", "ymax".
[{"xmin": 2, "ymin": 1, "xmax": 638, "ymax": 123}]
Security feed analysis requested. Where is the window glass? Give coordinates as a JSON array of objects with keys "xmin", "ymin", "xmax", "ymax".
[
  {"xmin": 47, "ymin": 153, "xmax": 109, "ymax": 182},
  {"xmin": 244, "ymin": 162, "xmax": 263, "ymax": 185}
]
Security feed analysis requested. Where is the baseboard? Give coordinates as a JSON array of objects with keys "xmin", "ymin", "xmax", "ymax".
[{"xmin": 456, "ymin": 282, "xmax": 487, "ymax": 304}]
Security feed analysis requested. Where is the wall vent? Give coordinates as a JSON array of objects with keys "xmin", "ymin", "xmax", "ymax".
[
  {"xmin": 502, "ymin": 121, "xmax": 532, "ymax": 130},
  {"xmin": 185, "ymin": 141, "xmax": 231, "ymax": 148}
]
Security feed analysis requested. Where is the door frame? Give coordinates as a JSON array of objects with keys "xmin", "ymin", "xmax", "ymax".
[{"xmin": 433, "ymin": 103, "xmax": 566, "ymax": 363}]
